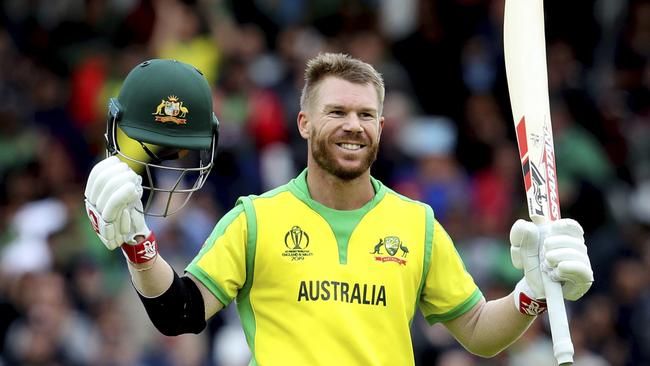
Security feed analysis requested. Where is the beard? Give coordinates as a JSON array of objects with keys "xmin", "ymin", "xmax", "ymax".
[{"xmin": 311, "ymin": 135, "xmax": 379, "ymax": 181}]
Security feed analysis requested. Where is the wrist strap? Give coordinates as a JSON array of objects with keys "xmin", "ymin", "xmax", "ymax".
[
  {"xmin": 514, "ymin": 278, "xmax": 548, "ymax": 316},
  {"xmin": 121, "ymin": 231, "xmax": 158, "ymax": 264}
]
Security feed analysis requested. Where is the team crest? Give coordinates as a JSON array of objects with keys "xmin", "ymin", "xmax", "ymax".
[
  {"xmin": 283, "ymin": 226, "xmax": 313, "ymax": 261},
  {"xmin": 152, "ymin": 95, "xmax": 189, "ymax": 125},
  {"xmin": 370, "ymin": 236, "xmax": 408, "ymax": 265}
]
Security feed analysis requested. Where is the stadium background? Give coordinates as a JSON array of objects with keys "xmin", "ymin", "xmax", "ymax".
[{"xmin": 0, "ymin": 0, "xmax": 648, "ymax": 365}]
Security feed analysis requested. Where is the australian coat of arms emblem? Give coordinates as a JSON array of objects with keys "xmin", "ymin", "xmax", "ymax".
[{"xmin": 153, "ymin": 95, "xmax": 189, "ymax": 124}]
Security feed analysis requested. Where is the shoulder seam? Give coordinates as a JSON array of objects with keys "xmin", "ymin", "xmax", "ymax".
[{"xmin": 236, "ymin": 196, "xmax": 257, "ymax": 301}]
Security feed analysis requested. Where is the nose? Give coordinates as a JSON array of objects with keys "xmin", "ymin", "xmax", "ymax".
[{"xmin": 342, "ymin": 114, "xmax": 364, "ymax": 133}]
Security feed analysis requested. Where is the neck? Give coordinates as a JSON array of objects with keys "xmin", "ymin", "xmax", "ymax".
[{"xmin": 306, "ymin": 165, "xmax": 375, "ymax": 210}]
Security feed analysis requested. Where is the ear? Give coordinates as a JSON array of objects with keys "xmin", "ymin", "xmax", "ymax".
[
  {"xmin": 297, "ymin": 111, "xmax": 310, "ymax": 139},
  {"xmin": 377, "ymin": 115, "xmax": 385, "ymax": 142}
]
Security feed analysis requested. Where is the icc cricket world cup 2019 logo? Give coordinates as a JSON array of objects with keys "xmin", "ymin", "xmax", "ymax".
[{"xmin": 283, "ymin": 226, "xmax": 313, "ymax": 261}]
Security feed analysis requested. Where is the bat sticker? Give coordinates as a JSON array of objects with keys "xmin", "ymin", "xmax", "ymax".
[
  {"xmin": 542, "ymin": 123, "xmax": 560, "ymax": 221},
  {"xmin": 529, "ymin": 162, "xmax": 547, "ymax": 216}
]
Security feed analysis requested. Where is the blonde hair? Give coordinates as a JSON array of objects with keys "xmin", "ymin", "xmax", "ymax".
[{"xmin": 300, "ymin": 53, "xmax": 385, "ymax": 114}]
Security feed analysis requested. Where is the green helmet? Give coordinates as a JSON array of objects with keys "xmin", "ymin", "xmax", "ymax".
[{"xmin": 106, "ymin": 59, "xmax": 220, "ymax": 217}]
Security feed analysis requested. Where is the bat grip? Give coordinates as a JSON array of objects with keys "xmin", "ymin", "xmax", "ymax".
[{"xmin": 542, "ymin": 268, "xmax": 574, "ymax": 365}]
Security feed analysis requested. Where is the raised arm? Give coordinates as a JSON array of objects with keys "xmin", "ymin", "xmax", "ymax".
[
  {"xmin": 443, "ymin": 294, "xmax": 533, "ymax": 357},
  {"xmin": 442, "ymin": 219, "xmax": 593, "ymax": 357},
  {"xmin": 84, "ymin": 156, "xmax": 223, "ymax": 335}
]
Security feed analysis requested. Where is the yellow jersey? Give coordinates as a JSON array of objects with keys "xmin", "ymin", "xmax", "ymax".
[{"xmin": 186, "ymin": 169, "xmax": 481, "ymax": 365}]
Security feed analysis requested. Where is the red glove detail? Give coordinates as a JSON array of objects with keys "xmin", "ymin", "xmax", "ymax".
[
  {"xmin": 518, "ymin": 292, "xmax": 548, "ymax": 316},
  {"xmin": 88, "ymin": 208, "xmax": 100, "ymax": 233},
  {"xmin": 121, "ymin": 231, "xmax": 158, "ymax": 264}
]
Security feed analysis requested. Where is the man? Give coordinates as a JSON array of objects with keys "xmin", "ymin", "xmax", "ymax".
[{"xmin": 85, "ymin": 54, "xmax": 593, "ymax": 365}]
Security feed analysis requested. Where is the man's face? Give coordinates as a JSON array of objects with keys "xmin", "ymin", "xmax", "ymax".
[{"xmin": 299, "ymin": 77, "xmax": 384, "ymax": 180}]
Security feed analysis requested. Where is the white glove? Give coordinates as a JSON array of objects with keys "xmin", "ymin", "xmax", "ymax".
[
  {"xmin": 510, "ymin": 218, "xmax": 594, "ymax": 301},
  {"xmin": 84, "ymin": 156, "xmax": 150, "ymax": 250}
]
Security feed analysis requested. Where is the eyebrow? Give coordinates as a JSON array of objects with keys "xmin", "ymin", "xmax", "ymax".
[{"xmin": 323, "ymin": 104, "xmax": 378, "ymax": 114}]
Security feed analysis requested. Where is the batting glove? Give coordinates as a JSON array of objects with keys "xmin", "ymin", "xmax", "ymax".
[
  {"xmin": 85, "ymin": 156, "xmax": 157, "ymax": 263},
  {"xmin": 510, "ymin": 218, "xmax": 594, "ymax": 315}
]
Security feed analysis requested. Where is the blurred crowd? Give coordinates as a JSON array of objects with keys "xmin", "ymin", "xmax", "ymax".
[{"xmin": 0, "ymin": 0, "xmax": 648, "ymax": 365}]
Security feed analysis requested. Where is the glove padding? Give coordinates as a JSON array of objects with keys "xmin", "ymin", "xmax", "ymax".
[
  {"xmin": 85, "ymin": 156, "xmax": 150, "ymax": 250},
  {"xmin": 510, "ymin": 218, "xmax": 594, "ymax": 301}
]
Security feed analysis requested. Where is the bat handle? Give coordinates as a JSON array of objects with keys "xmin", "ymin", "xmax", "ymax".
[{"xmin": 542, "ymin": 271, "xmax": 574, "ymax": 365}]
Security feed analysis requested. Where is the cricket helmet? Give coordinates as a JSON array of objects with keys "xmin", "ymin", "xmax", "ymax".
[{"xmin": 106, "ymin": 59, "xmax": 219, "ymax": 217}]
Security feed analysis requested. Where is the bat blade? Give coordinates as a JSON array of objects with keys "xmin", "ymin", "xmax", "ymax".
[
  {"xmin": 504, "ymin": 0, "xmax": 560, "ymax": 225},
  {"xmin": 504, "ymin": 0, "xmax": 574, "ymax": 364}
]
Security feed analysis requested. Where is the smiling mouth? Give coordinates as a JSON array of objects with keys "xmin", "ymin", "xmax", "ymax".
[{"xmin": 336, "ymin": 143, "xmax": 366, "ymax": 151}]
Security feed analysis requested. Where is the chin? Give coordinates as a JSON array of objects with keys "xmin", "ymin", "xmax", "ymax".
[
  {"xmin": 323, "ymin": 158, "xmax": 372, "ymax": 180},
  {"xmin": 312, "ymin": 140, "xmax": 377, "ymax": 181},
  {"xmin": 331, "ymin": 166, "xmax": 367, "ymax": 180}
]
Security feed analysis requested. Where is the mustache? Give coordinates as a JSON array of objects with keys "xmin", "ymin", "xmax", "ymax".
[{"xmin": 330, "ymin": 132, "xmax": 371, "ymax": 145}]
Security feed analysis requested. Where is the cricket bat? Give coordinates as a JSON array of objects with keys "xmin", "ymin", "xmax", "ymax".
[{"xmin": 503, "ymin": 0, "xmax": 574, "ymax": 365}]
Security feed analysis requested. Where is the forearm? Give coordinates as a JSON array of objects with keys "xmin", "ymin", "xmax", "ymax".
[
  {"xmin": 127, "ymin": 253, "xmax": 174, "ymax": 297},
  {"xmin": 445, "ymin": 293, "xmax": 535, "ymax": 357},
  {"xmin": 126, "ymin": 251, "xmax": 209, "ymax": 336}
]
